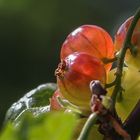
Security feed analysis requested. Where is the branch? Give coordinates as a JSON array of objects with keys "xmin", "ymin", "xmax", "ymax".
[{"xmin": 111, "ymin": 7, "xmax": 140, "ymax": 108}]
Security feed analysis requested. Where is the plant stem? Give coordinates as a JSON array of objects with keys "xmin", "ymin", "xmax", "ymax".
[
  {"xmin": 105, "ymin": 79, "xmax": 116, "ymax": 88},
  {"xmin": 111, "ymin": 7, "xmax": 140, "ymax": 108},
  {"xmin": 102, "ymin": 57, "xmax": 117, "ymax": 64},
  {"xmin": 77, "ymin": 112, "xmax": 98, "ymax": 140}
]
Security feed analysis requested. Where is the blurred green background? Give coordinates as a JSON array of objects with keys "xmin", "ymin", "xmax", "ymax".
[{"xmin": 0, "ymin": 0, "xmax": 139, "ymax": 127}]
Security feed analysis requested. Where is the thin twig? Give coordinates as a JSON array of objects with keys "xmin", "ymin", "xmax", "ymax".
[
  {"xmin": 77, "ymin": 112, "xmax": 98, "ymax": 140},
  {"xmin": 102, "ymin": 57, "xmax": 117, "ymax": 64}
]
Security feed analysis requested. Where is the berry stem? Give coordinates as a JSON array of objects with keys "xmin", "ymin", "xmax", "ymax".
[
  {"xmin": 105, "ymin": 79, "xmax": 116, "ymax": 88},
  {"xmin": 77, "ymin": 112, "xmax": 98, "ymax": 140},
  {"xmin": 102, "ymin": 57, "xmax": 117, "ymax": 64},
  {"xmin": 111, "ymin": 7, "xmax": 140, "ymax": 108}
]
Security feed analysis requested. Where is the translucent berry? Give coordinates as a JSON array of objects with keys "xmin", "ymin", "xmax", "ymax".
[
  {"xmin": 114, "ymin": 16, "xmax": 140, "ymax": 69},
  {"xmin": 60, "ymin": 25, "xmax": 114, "ymax": 72},
  {"xmin": 55, "ymin": 52, "xmax": 106, "ymax": 111}
]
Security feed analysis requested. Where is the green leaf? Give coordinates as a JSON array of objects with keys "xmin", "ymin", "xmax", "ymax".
[
  {"xmin": 116, "ymin": 66, "xmax": 140, "ymax": 122},
  {"xmin": 28, "ymin": 113, "xmax": 77, "ymax": 140},
  {"xmin": 0, "ymin": 112, "xmax": 77, "ymax": 140},
  {"xmin": 13, "ymin": 106, "xmax": 50, "ymax": 126},
  {"xmin": 107, "ymin": 67, "xmax": 140, "ymax": 122},
  {"xmin": 0, "ymin": 123, "xmax": 18, "ymax": 140},
  {"xmin": 4, "ymin": 83, "xmax": 57, "ymax": 123}
]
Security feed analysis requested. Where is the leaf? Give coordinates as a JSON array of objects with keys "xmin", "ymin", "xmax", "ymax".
[
  {"xmin": 4, "ymin": 83, "xmax": 57, "ymax": 123},
  {"xmin": 28, "ymin": 112, "xmax": 77, "ymax": 140},
  {"xmin": 0, "ymin": 123, "xmax": 18, "ymax": 140},
  {"xmin": 0, "ymin": 112, "xmax": 77, "ymax": 140},
  {"xmin": 107, "ymin": 67, "xmax": 140, "ymax": 122},
  {"xmin": 13, "ymin": 106, "xmax": 50, "ymax": 126}
]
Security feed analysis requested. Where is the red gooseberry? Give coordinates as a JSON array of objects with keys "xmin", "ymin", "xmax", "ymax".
[
  {"xmin": 60, "ymin": 25, "xmax": 114, "ymax": 73},
  {"xmin": 114, "ymin": 16, "xmax": 140, "ymax": 69},
  {"xmin": 114, "ymin": 16, "xmax": 140, "ymax": 51},
  {"xmin": 55, "ymin": 52, "xmax": 106, "ymax": 111}
]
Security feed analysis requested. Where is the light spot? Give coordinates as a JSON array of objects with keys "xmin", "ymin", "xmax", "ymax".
[{"xmin": 71, "ymin": 27, "xmax": 82, "ymax": 36}]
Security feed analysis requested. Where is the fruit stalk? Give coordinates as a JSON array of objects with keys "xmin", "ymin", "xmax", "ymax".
[{"xmin": 77, "ymin": 112, "xmax": 98, "ymax": 140}]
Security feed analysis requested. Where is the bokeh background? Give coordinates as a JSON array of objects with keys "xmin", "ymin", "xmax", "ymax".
[{"xmin": 0, "ymin": 0, "xmax": 139, "ymax": 127}]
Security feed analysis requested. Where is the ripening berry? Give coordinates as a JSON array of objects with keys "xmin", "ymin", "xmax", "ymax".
[
  {"xmin": 60, "ymin": 25, "xmax": 114, "ymax": 73},
  {"xmin": 55, "ymin": 52, "xmax": 106, "ymax": 111},
  {"xmin": 114, "ymin": 16, "xmax": 140, "ymax": 69}
]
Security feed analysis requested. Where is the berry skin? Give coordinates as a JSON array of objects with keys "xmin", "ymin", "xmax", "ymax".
[
  {"xmin": 50, "ymin": 90, "xmax": 62, "ymax": 111},
  {"xmin": 60, "ymin": 25, "xmax": 114, "ymax": 73},
  {"xmin": 114, "ymin": 16, "xmax": 140, "ymax": 69},
  {"xmin": 114, "ymin": 16, "xmax": 133, "ymax": 51},
  {"xmin": 55, "ymin": 52, "xmax": 106, "ymax": 111}
]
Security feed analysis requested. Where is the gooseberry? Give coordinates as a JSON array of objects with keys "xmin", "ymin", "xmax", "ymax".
[
  {"xmin": 55, "ymin": 52, "xmax": 106, "ymax": 111},
  {"xmin": 60, "ymin": 25, "xmax": 114, "ymax": 72},
  {"xmin": 114, "ymin": 16, "xmax": 140, "ymax": 69}
]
